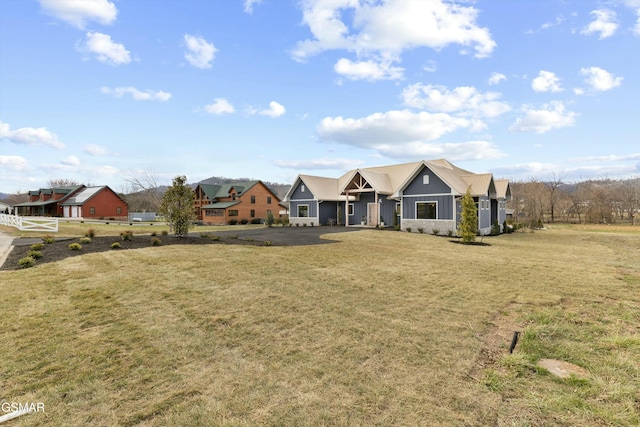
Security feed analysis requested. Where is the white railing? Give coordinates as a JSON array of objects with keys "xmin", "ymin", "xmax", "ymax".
[{"xmin": 0, "ymin": 214, "xmax": 58, "ymax": 232}]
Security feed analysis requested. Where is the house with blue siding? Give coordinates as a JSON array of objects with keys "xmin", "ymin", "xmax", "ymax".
[{"xmin": 283, "ymin": 159, "xmax": 512, "ymax": 235}]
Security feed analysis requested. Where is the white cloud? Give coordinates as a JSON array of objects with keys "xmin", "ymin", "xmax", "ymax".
[
  {"xmin": 581, "ymin": 9, "xmax": 618, "ymax": 39},
  {"xmin": 292, "ymin": 0, "xmax": 495, "ymax": 80},
  {"xmin": 531, "ymin": 70, "xmax": 563, "ymax": 93},
  {"xmin": 40, "ymin": 0, "xmax": 117, "ymax": 29},
  {"xmin": 259, "ymin": 101, "xmax": 286, "ymax": 118},
  {"xmin": 82, "ymin": 32, "xmax": 131, "ymax": 65},
  {"xmin": 61, "ymin": 155, "xmax": 81, "ymax": 166},
  {"xmin": 401, "ymin": 84, "xmax": 510, "ymax": 118},
  {"xmin": 244, "ymin": 0, "xmax": 263, "ymax": 14},
  {"xmin": 274, "ymin": 157, "xmax": 364, "ymax": 170},
  {"xmin": 0, "ymin": 155, "xmax": 29, "ymax": 172},
  {"xmin": 101, "ymin": 86, "xmax": 172, "ymax": 101},
  {"xmin": 488, "ymin": 72, "xmax": 506, "ymax": 85},
  {"xmin": 184, "ymin": 34, "xmax": 216, "ymax": 69},
  {"xmin": 580, "ymin": 67, "xmax": 623, "ymax": 91},
  {"xmin": 509, "ymin": 101, "xmax": 577, "ymax": 134},
  {"xmin": 317, "ymin": 110, "xmax": 479, "ymax": 148},
  {"xmin": 0, "ymin": 120, "xmax": 65, "ymax": 149},
  {"xmin": 334, "ymin": 58, "xmax": 404, "ymax": 81},
  {"xmin": 205, "ymin": 98, "xmax": 235, "ymax": 115},
  {"xmin": 377, "ymin": 140, "xmax": 505, "ymax": 161},
  {"xmin": 83, "ymin": 144, "xmax": 108, "ymax": 156}
]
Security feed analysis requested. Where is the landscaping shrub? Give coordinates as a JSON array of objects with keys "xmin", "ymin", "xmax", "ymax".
[
  {"xmin": 30, "ymin": 243, "xmax": 44, "ymax": 251},
  {"xmin": 18, "ymin": 256, "xmax": 36, "ymax": 269},
  {"xmin": 228, "ymin": 219, "xmax": 238, "ymax": 225},
  {"xmin": 432, "ymin": 228, "xmax": 440, "ymax": 236},
  {"xmin": 447, "ymin": 229, "xmax": 454, "ymax": 237},
  {"xmin": 200, "ymin": 232, "xmax": 211, "ymax": 238},
  {"xmin": 266, "ymin": 211, "xmax": 275, "ymax": 227},
  {"xmin": 418, "ymin": 227, "xmax": 424, "ymax": 234},
  {"xmin": 69, "ymin": 243, "xmax": 82, "ymax": 251},
  {"xmin": 84, "ymin": 228, "xmax": 95, "ymax": 238},
  {"xmin": 80, "ymin": 237, "xmax": 91, "ymax": 244},
  {"xmin": 406, "ymin": 227, "xmax": 412, "ymax": 233},
  {"xmin": 491, "ymin": 220, "xmax": 500, "ymax": 236},
  {"xmin": 111, "ymin": 242, "xmax": 121, "ymax": 249},
  {"xmin": 251, "ymin": 218, "xmax": 261, "ymax": 224},
  {"xmin": 151, "ymin": 237, "xmax": 162, "ymax": 246},
  {"xmin": 264, "ymin": 240, "xmax": 272, "ymax": 246},
  {"xmin": 240, "ymin": 219, "xmax": 249, "ymax": 225},
  {"xmin": 42, "ymin": 235, "xmax": 55, "ymax": 244},
  {"xmin": 27, "ymin": 250, "xmax": 43, "ymax": 259},
  {"xmin": 161, "ymin": 230, "xmax": 168, "ymax": 236},
  {"xmin": 151, "ymin": 231, "xmax": 157, "ymax": 236},
  {"xmin": 120, "ymin": 230, "xmax": 134, "ymax": 241}
]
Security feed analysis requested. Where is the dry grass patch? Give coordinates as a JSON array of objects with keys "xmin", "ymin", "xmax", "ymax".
[{"xmin": 0, "ymin": 227, "xmax": 638, "ymax": 426}]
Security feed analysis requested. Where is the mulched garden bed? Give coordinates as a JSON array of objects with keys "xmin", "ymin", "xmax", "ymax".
[{"xmin": 1, "ymin": 234, "xmax": 264, "ymax": 271}]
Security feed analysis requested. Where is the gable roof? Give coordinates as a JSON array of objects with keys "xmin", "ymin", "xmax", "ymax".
[
  {"xmin": 61, "ymin": 186, "xmax": 107, "ymax": 206},
  {"xmin": 285, "ymin": 159, "xmax": 508, "ymax": 202},
  {"xmin": 16, "ymin": 185, "xmax": 85, "ymax": 207},
  {"xmin": 197, "ymin": 181, "xmax": 258, "ymax": 200},
  {"xmin": 494, "ymin": 179, "xmax": 512, "ymax": 200}
]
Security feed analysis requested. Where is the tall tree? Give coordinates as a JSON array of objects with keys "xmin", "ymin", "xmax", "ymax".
[
  {"xmin": 459, "ymin": 188, "xmax": 478, "ymax": 243},
  {"xmin": 159, "ymin": 175, "xmax": 195, "ymax": 238},
  {"xmin": 48, "ymin": 178, "xmax": 80, "ymax": 188}
]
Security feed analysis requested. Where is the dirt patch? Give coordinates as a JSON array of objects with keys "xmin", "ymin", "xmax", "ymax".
[
  {"xmin": 468, "ymin": 302, "xmax": 526, "ymax": 380},
  {"xmin": 537, "ymin": 359, "xmax": 589, "ymax": 379}
]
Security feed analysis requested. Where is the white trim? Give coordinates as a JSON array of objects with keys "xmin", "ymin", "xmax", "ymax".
[
  {"xmin": 296, "ymin": 204, "xmax": 309, "ymax": 218},
  {"xmin": 289, "ymin": 198, "xmax": 316, "ymax": 202},
  {"xmin": 415, "ymin": 200, "xmax": 438, "ymax": 220},
  {"xmin": 402, "ymin": 192, "xmax": 453, "ymax": 198},
  {"xmin": 348, "ymin": 203, "xmax": 354, "ymax": 215}
]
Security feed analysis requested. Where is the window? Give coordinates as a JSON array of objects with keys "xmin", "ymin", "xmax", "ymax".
[
  {"xmin": 116, "ymin": 207, "xmax": 122, "ymax": 215},
  {"xmin": 416, "ymin": 202, "xmax": 437, "ymax": 219},
  {"xmin": 396, "ymin": 203, "xmax": 401, "ymax": 216},
  {"xmin": 423, "ymin": 175, "xmax": 430, "ymax": 185},
  {"xmin": 228, "ymin": 210, "xmax": 238, "ymax": 217},
  {"xmin": 232, "ymin": 193, "xmax": 236, "ymax": 200},
  {"xmin": 89, "ymin": 207, "xmax": 96, "ymax": 215},
  {"xmin": 250, "ymin": 209, "xmax": 255, "ymax": 218},
  {"xmin": 251, "ymin": 195, "xmax": 256, "ymax": 204},
  {"xmin": 348, "ymin": 203, "xmax": 354, "ymax": 215},
  {"xmin": 297, "ymin": 204, "xmax": 308, "ymax": 217},
  {"xmin": 301, "ymin": 184, "xmax": 305, "ymax": 193},
  {"xmin": 267, "ymin": 196, "xmax": 272, "ymax": 204}
]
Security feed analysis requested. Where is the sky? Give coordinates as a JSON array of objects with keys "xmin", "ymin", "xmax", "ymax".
[{"xmin": 1, "ymin": 0, "xmax": 640, "ymax": 194}]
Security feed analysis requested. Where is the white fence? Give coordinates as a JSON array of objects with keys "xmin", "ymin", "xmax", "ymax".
[{"xmin": 0, "ymin": 214, "xmax": 58, "ymax": 232}]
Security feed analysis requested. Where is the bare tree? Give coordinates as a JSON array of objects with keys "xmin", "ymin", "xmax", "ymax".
[
  {"xmin": 48, "ymin": 178, "xmax": 80, "ymax": 187},
  {"xmin": 123, "ymin": 168, "xmax": 162, "ymax": 212},
  {"xmin": 545, "ymin": 172, "xmax": 566, "ymax": 223}
]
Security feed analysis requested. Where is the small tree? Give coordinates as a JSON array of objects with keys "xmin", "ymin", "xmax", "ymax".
[
  {"xmin": 458, "ymin": 188, "xmax": 478, "ymax": 243},
  {"xmin": 265, "ymin": 210, "xmax": 275, "ymax": 227},
  {"xmin": 159, "ymin": 175, "xmax": 195, "ymax": 238}
]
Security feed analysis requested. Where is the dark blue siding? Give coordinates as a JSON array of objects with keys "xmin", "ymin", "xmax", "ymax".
[
  {"xmin": 290, "ymin": 200, "xmax": 317, "ymax": 218},
  {"xmin": 403, "ymin": 195, "xmax": 454, "ymax": 220},
  {"xmin": 290, "ymin": 180, "xmax": 315, "ymax": 200},
  {"xmin": 319, "ymin": 201, "xmax": 338, "ymax": 225},
  {"xmin": 403, "ymin": 165, "xmax": 451, "ymax": 195}
]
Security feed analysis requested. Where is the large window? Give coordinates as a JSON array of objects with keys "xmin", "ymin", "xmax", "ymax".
[
  {"xmin": 416, "ymin": 201, "xmax": 437, "ymax": 219},
  {"xmin": 251, "ymin": 195, "xmax": 256, "ymax": 204},
  {"xmin": 297, "ymin": 204, "xmax": 308, "ymax": 217},
  {"xmin": 228, "ymin": 210, "xmax": 238, "ymax": 217}
]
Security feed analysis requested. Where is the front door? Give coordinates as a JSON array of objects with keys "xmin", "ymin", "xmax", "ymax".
[{"xmin": 367, "ymin": 203, "xmax": 378, "ymax": 226}]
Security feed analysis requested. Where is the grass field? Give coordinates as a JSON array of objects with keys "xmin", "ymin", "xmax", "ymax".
[{"xmin": 1, "ymin": 225, "xmax": 638, "ymax": 426}]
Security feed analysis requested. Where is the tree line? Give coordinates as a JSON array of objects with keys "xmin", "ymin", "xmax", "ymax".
[{"xmin": 509, "ymin": 176, "xmax": 639, "ymax": 226}]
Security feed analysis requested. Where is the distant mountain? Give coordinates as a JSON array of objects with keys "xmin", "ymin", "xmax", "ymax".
[{"xmin": 0, "ymin": 193, "xmax": 8, "ymax": 200}]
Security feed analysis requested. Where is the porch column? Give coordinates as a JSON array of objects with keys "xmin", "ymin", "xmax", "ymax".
[
  {"xmin": 345, "ymin": 192, "xmax": 349, "ymax": 226},
  {"xmin": 374, "ymin": 191, "xmax": 378, "ymax": 226}
]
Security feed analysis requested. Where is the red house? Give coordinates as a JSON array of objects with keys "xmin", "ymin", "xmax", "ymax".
[{"xmin": 15, "ymin": 185, "xmax": 128, "ymax": 220}]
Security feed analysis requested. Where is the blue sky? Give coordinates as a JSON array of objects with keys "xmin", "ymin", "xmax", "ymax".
[{"xmin": 1, "ymin": 0, "xmax": 639, "ymax": 194}]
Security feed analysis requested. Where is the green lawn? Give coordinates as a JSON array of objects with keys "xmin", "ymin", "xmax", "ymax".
[{"xmin": 1, "ymin": 226, "xmax": 638, "ymax": 426}]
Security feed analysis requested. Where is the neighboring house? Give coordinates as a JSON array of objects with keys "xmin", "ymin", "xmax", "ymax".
[
  {"xmin": 14, "ymin": 185, "xmax": 128, "ymax": 220},
  {"xmin": 0, "ymin": 201, "xmax": 12, "ymax": 214},
  {"xmin": 193, "ymin": 181, "xmax": 281, "ymax": 225},
  {"xmin": 283, "ymin": 159, "xmax": 512, "ymax": 235}
]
